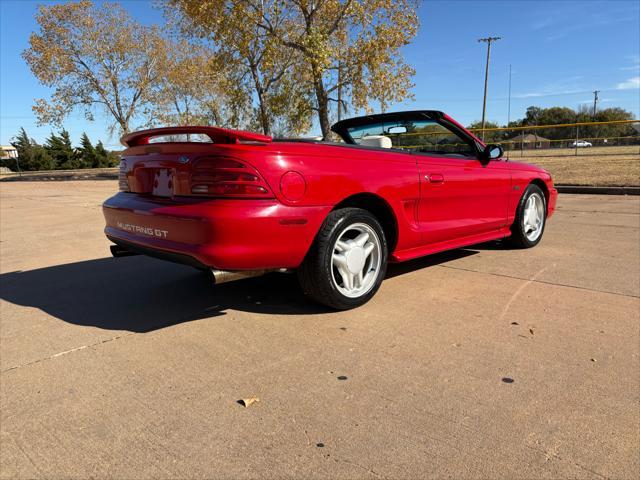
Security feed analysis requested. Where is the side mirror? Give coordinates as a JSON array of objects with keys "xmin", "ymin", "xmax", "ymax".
[{"xmin": 482, "ymin": 144, "xmax": 503, "ymax": 161}]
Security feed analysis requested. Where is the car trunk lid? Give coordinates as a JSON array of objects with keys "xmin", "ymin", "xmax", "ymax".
[{"xmin": 118, "ymin": 127, "xmax": 274, "ymax": 199}]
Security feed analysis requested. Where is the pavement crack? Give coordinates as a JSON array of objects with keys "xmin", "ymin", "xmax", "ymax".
[
  {"xmin": 572, "ymin": 461, "xmax": 611, "ymax": 480},
  {"xmin": 437, "ymin": 264, "xmax": 640, "ymax": 298},
  {"xmin": 11, "ymin": 435, "xmax": 45, "ymax": 479},
  {"xmin": 292, "ymin": 417, "xmax": 312, "ymax": 447},
  {"xmin": 557, "ymin": 209, "xmax": 639, "ymax": 216},
  {"xmin": 333, "ymin": 458, "xmax": 386, "ymax": 479},
  {"xmin": 1, "ymin": 333, "xmax": 134, "ymax": 373},
  {"xmin": 562, "ymin": 222, "xmax": 639, "ymax": 230},
  {"xmin": 526, "ymin": 443, "xmax": 610, "ymax": 479},
  {"xmin": 499, "ymin": 264, "xmax": 555, "ymax": 321}
]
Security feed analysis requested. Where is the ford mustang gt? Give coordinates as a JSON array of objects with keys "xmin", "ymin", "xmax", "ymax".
[{"xmin": 103, "ymin": 110, "xmax": 557, "ymax": 309}]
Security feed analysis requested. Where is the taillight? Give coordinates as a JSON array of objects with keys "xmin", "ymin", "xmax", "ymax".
[
  {"xmin": 118, "ymin": 160, "xmax": 130, "ymax": 192},
  {"xmin": 189, "ymin": 157, "xmax": 272, "ymax": 198}
]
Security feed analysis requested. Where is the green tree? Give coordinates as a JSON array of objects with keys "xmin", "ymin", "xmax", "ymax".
[
  {"xmin": 10, "ymin": 128, "xmax": 55, "ymax": 171},
  {"xmin": 467, "ymin": 121, "xmax": 503, "ymax": 142},
  {"xmin": 591, "ymin": 107, "xmax": 636, "ymax": 140},
  {"xmin": 515, "ymin": 105, "xmax": 636, "ymax": 142},
  {"xmin": 10, "ymin": 128, "xmax": 33, "ymax": 168},
  {"xmin": 77, "ymin": 132, "xmax": 98, "ymax": 167},
  {"xmin": 521, "ymin": 106, "xmax": 577, "ymax": 140},
  {"xmin": 95, "ymin": 141, "xmax": 118, "ymax": 167},
  {"xmin": 107, "ymin": 151, "xmax": 120, "ymax": 167},
  {"xmin": 45, "ymin": 129, "xmax": 78, "ymax": 169},
  {"xmin": 32, "ymin": 147, "xmax": 55, "ymax": 171}
]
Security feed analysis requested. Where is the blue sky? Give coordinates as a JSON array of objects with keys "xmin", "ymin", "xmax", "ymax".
[{"xmin": 1, "ymin": 0, "xmax": 639, "ymax": 148}]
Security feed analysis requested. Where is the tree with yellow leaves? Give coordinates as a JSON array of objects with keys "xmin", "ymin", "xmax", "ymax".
[
  {"xmin": 167, "ymin": 0, "xmax": 313, "ymax": 136},
  {"xmin": 170, "ymin": 0, "xmax": 419, "ymax": 138},
  {"xmin": 145, "ymin": 40, "xmax": 251, "ymax": 129},
  {"xmin": 23, "ymin": 0, "xmax": 170, "ymax": 134}
]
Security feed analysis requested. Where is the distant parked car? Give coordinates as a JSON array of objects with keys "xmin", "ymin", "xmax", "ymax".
[{"xmin": 572, "ymin": 140, "xmax": 592, "ymax": 148}]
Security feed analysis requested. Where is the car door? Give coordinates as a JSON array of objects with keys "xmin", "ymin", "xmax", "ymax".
[
  {"xmin": 416, "ymin": 154, "xmax": 511, "ymax": 245},
  {"xmin": 329, "ymin": 112, "xmax": 511, "ymax": 247}
]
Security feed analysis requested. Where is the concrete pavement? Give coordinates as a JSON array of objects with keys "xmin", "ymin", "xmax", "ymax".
[{"xmin": 1, "ymin": 182, "xmax": 638, "ymax": 479}]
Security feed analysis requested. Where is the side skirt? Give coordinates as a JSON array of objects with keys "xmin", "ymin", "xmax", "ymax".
[{"xmin": 390, "ymin": 227, "xmax": 512, "ymax": 263}]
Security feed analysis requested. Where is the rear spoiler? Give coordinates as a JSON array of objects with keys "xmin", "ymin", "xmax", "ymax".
[{"xmin": 120, "ymin": 126, "xmax": 272, "ymax": 148}]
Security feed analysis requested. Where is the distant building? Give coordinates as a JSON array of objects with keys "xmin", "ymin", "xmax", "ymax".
[
  {"xmin": 507, "ymin": 133, "xmax": 551, "ymax": 150},
  {"xmin": 1, "ymin": 145, "xmax": 18, "ymax": 159}
]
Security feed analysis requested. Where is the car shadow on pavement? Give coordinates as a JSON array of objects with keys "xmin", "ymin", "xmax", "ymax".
[{"xmin": 0, "ymin": 249, "xmax": 477, "ymax": 333}]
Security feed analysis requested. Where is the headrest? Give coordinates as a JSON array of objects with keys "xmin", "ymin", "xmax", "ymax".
[{"xmin": 360, "ymin": 135, "xmax": 392, "ymax": 148}]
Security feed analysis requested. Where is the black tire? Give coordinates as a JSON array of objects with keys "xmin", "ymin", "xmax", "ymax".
[
  {"xmin": 298, "ymin": 208, "xmax": 388, "ymax": 310},
  {"xmin": 508, "ymin": 184, "xmax": 547, "ymax": 248}
]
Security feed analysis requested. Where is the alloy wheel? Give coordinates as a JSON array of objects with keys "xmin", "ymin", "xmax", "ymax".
[
  {"xmin": 330, "ymin": 222, "xmax": 382, "ymax": 298},
  {"xmin": 523, "ymin": 193, "xmax": 545, "ymax": 241}
]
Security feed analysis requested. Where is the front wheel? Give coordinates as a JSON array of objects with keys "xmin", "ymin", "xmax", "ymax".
[
  {"xmin": 298, "ymin": 208, "xmax": 388, "ymax": 310},
  {"xmin": 509, "ymin": 184, "xmax": 547, "ymax": 248}
]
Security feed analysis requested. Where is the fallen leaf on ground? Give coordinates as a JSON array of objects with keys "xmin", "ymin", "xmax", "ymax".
[
  {"xmin": 529, "ymin": 328, "xmax": 535, "ymax": 335},
  {"xmin": 238, "ymin": 397, "xmax": 260, "ymax": 407}
]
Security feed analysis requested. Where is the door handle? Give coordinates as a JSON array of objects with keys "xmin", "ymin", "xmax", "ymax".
[{"xmin": 425, "ymin": 174, "xmax": 444, "ymax": 184}]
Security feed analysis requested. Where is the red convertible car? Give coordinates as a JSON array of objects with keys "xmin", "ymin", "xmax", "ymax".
[{"xmin": 103, "ymin": 111, "xmax": 557, "ymax": 309}]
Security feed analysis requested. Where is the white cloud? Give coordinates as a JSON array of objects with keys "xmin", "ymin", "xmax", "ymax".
[
  {"xmin": 515, "ymin": 89, "xmax": 586, "ymax": 99},
  {"xmin": 616, "ymin": 77, "xmax": 640, "ymax": 90},
  {"xmin": 531, "ymin": 18, "xmax": 555, "ymax": 30},
  {"xmin": 620, "ymin": 55, "xmax": 640, "ymax": 72},
  {"xmin": 544, "ymin": 15, "xmax": 637, "ymax": 42}
]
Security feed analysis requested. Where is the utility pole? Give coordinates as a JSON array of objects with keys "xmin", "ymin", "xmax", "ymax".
[
  {"xmin": 507, "ymin": 64, "xmax": 512, "ymax": 126},
  {"xmin": 592, "ymin": 90, "xmax": 600, "ymax": 117},
  {"xmin": 506, "ymin": 64, "xmax": 512, "ymax": 160},
  {"xmin": 478, "ymin": 36, "xmax": 501, "ymax": 140}
]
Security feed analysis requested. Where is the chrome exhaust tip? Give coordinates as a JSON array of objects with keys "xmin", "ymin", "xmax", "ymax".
[
  {"xmin": 211, "ymin": 269, "xmax": 268, "ymax": 284},
  {"xmin": 210, "ymin": 268, "xmax": 289, "ymax": 285}
]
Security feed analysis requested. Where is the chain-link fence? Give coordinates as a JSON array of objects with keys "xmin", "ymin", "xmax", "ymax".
[
  {"xmin": 468, "ymin": 119, "xmax": 639, "ymax": 186},
  {"xmin": 382, "ymin": 119, "xmax": 639, "ymax": 185},
  {"xmin": 468, "ymin": 119, "xmax": 640, "ymax": 158}
]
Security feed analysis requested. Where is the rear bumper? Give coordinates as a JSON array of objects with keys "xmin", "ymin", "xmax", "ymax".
[{"xmin": 103, "ymin": 193, "xmax": 330, "ymax": 270}]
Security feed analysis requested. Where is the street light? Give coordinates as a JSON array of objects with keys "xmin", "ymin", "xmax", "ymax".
[{"xmin": 478, "ymin": 36, "xmax": 501, "ymax": 140}]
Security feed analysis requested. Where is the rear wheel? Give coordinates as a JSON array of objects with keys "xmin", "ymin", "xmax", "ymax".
[
  {"xmin": 509, "ymin": 184, "xmax": 547, "ymax": 248},
  {"xmin": 298, "ymin": 208, "xmax": 388, "ymax": 310}
]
